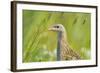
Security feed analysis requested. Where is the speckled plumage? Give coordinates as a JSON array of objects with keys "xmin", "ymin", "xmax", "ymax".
[{"xmin": 60, "ymin": 32, "xmax": 81, "ymax": 60}]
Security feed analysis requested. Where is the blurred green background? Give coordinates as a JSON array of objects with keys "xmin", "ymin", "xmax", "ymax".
[{"xmin": 22, "ymin": 10, "xmax": 91, "ymax": 63}]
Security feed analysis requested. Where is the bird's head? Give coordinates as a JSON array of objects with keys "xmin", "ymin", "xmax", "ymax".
[{"xmin": 48, "ymin": 24, "xmax": 65, "ymax": 32}]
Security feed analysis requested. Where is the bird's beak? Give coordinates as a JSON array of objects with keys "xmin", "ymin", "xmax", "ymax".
[
  {"xmin": 48, "ymin": 25, "xmax": 57, "ymax": 31},
  {"xmin": 48, "ymin": 25, "xmax": 53, "ymax": 31},
  {"xmin": 48, "ymin": 26, "xmax": 56, "ymax": 31}
]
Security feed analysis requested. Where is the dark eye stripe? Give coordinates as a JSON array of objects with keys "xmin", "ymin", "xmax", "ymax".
[{"xmin": 54, "ymin": 26, "xmax": 59, "ymax": 28}]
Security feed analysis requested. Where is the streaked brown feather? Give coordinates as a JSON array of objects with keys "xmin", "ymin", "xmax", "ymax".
[{"xmin": 60, "ymin": 32, "xmax": 81, "ymax": 60}]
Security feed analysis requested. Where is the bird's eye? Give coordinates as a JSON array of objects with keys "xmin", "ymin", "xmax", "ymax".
[
  {"xmin": 54, "ymin": 26, "xmax": 59, "ymax": 28},
  {"xmin": 56, "ymin": 26, "xmax": 59, "ymax": 28}
]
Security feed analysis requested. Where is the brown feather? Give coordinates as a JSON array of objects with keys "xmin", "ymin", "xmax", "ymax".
[{"xmin": 60, "ymin": 32, "xmax": 81, "ymax": 60}]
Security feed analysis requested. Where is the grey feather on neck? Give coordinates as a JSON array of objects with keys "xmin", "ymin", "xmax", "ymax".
[{"xmin": 57, "ymin": 31, "xmax": 62, "ymax": 61}]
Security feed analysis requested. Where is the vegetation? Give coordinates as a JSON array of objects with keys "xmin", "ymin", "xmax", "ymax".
[{"xmin": 23, "ymin": 10, "xmax": 91, "ymax": 62}]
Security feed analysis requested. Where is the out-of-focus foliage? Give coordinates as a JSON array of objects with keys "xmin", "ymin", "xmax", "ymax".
[{"xmin": 23, "ymin": 10, "xmax": 91, "ymax": 62}]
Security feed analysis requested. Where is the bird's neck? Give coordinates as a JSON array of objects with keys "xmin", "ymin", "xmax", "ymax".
[{"xmin": 57, "ymin": 31, "xmax": 67, "ymax": 60}]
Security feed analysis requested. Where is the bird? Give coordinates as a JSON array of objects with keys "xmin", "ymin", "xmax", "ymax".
[{"xmin": 48, "ymin": 24, "xmax": 81, "ymax": 61}]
